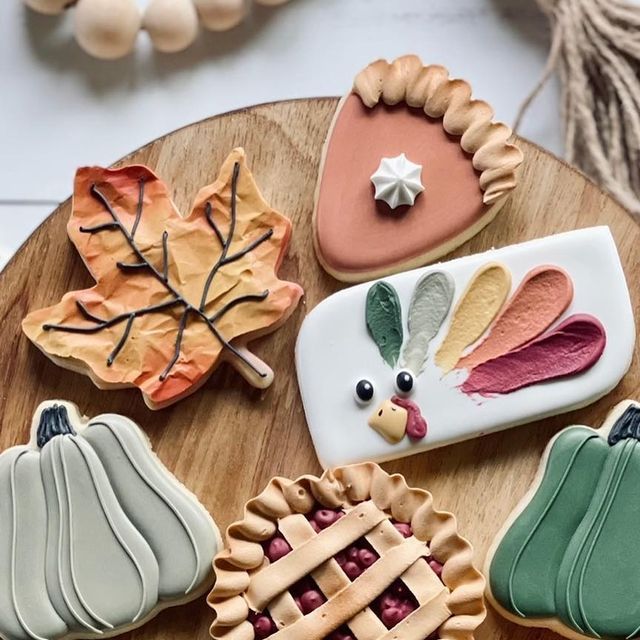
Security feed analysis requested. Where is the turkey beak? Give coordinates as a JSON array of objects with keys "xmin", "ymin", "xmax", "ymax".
[{"xmin": 368, "ymin": 399, "xmax": 408, "ymax": 444}]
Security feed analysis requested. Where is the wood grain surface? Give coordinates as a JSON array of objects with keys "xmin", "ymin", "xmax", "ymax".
[{"xmin": 0, "ymin": 98, "xmax": 638, "ymax": 640}]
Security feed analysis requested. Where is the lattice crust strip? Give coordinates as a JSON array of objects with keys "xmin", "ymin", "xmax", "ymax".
[
  {"xmin": 276, "ymin": 514, "xmax": 385, "ymax": 640},
  {"xmin": 378, "ymin": 590, "xmax": 450, "ymax": 640},
  {"xmin": 270, "ymin": 506, "xmax": 450, "ymax": 640},
  {"xmin": 208, "ymin": 462, "xmax": 486, "ymax": 640},
  {"xmin": 363, "ymin": 518, "xmax": 445, "ymax": 603},
  {"xmin": 270, "ymin": 537, "xmax": 431, "ymax": 640},
  {"xmin": 246, "ymin": 502, "xmax": 386, "ymax": 610}
]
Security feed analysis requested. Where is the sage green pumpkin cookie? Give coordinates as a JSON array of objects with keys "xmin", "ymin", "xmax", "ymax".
[{"xmin": 0, "ymin": 401, "xmax": 221, "ymax": 640}]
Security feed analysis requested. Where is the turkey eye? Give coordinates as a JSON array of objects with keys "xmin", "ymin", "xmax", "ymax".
[
  {"xmin": 395, "ymin": 370, "xmax": 414, "ymax": 394},
  {"xmin": 354, "ymin": 379, "xmax": 374, "ymax": 404}
]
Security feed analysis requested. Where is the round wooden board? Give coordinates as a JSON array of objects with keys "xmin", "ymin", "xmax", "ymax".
[{"xmin": 1, "ymin": 98, "xmax": 639, "ymax": 640}]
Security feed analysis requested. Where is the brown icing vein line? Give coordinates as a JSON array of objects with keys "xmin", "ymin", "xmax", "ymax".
[
  {"xmin": 130, "ymin": 177, "xmax": 144, "ymax": 238},
  {"xmin": 198, "ymin": 162, "xmax": 274, "ymax": 312}
]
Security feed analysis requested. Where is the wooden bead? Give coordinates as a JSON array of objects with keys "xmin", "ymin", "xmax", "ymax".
[
  {"xmin": 143, "ymin": 0, "xmax": 199, "ymax": 53},
  {"xmin": 194, "ymin": 0, "xmax": 247, "ymax": 32},
  {"xmin": 23, "ymin": 0, "xmax": 69, "ymax": 15},
  {"xmin": 74, "ymin": 0, "xmax": 141, "ymax": 60}
]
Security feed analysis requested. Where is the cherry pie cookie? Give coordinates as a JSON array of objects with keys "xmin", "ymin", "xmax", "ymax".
[{"xmin": 208, "ymin": 463, "xmax": 485, "ymax": 640}]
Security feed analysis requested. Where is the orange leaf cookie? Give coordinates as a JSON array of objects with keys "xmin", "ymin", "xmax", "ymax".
[{"xmin": 22, "ymin": 148, "xmax": 303, "ymax": 409}]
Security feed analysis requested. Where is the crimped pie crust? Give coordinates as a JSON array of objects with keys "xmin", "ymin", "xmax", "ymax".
[
  {"xmin": 353, "ymin": 55, "xmax": 523, "ymax": 205},
  {"xmin": 208, "ymin": 463, "xmax": 486, "ymax": 640}
]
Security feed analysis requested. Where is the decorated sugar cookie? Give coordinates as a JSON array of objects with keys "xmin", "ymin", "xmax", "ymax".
[
  {"xmin": 208, "ymin": 462, "xmax": 485, "ymax": 640},
  {"xmin": 313, "ymin": 55, "xmax": 524, "ymax": 282},
  {"xmin": 0, "ymin": 400, "xmax": 220, "ymax": 640},
  {"xmin": 22, "ymin": 148, "xmax": 303, "ymax": 409},
  {"xmin": 296, "ymin": 227, "xmax": 635, "ymax": 468},
  {"xmin": 486, "ymin": 400, "xmax": 640, "ymax": 640}
]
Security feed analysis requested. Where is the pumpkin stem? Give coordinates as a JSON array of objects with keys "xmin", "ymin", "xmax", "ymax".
[
  {"xmin": 37, "ymin": 404, "xmax": 76, "ymax": 448},
  {"xmin": 608, "ymin": 405, "xmax": 640, "ymax": 446}
]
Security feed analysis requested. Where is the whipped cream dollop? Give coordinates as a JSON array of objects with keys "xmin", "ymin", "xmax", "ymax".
[{"xmin": 370, "ymin": 153, "xmax": 425, "ymax": 210}]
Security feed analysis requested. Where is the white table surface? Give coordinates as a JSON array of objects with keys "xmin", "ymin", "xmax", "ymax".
[{"xmin": 0, "ymin": 0, "xmax": 561, "ymax": 269}]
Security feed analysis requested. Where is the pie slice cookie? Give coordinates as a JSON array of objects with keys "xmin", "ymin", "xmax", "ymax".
[{"xmin": 314, "ymin": 55, "xmax": 524, "ymax": 282}]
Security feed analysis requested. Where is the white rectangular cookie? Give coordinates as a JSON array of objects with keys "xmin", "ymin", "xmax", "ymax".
[{"xmin": 296, "ymin": 227, "xmax": 635, "ymax": 468}]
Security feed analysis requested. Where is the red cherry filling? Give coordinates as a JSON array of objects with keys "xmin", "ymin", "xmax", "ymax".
[
  {"xmin": 249, "ymin": 611, "xmax": 276, "ymax": 639},
  {"xmin": 428, "ymin": 558, "xmax": 443, "ymax": 578},
  {"xmin": 289, "ymin": 577, "xmax": 327, "ymax": 614},
  {"xmin": 264, "ymin": 536, "xmax": 292, "ymax": 562},
  {"xmin": 251, "ymin": 509, "xmax": 443, "ymax": 639},
  {"xmin": 392, "ymin": 521, "xmax": 413, "ymax": 538},
  {"xmin": 325, "ymin": 627, "xmax": 355, "ymax": 640},
  {"xmin": 372, "ymin": 578, "xmax": 419, "ymax": 628}
]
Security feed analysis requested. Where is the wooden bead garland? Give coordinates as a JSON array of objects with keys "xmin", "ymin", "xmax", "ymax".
[{"xmin": 24, "ymin": 0, "xmax": 293, "ymax": 59}]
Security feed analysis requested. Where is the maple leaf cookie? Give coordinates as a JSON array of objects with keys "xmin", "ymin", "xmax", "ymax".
[{"xmin": 22, "ymin": 148, "xmax": 303, "ymax": 409}]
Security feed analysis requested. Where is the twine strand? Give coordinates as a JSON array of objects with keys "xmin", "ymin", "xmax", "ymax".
[{"xmin": 515, "ymin": 0, "xmax": 640, "ymax": 215}]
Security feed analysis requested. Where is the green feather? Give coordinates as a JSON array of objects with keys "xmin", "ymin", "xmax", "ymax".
[{"xmin": 366, "ymin": 282, "xmax": 403, "ymax": 367}]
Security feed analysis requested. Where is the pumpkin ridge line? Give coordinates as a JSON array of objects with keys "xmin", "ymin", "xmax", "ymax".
[
  {"xmin": 89, "ymin": 421, "xmax": 203, "ymax": 595},
  {"xmin": 66, "ymin": 436, "xmax": 152, "ymax": 625},
  {"xmin": 59, "ymin": 438, "xmax": 115, "ymax": 630},
  {"xmin": 577, "ymin": 439, "xmax": 635, "ymax": 637},
  {"xmin": 9, "ymin": 450, "xmax": 50, "ymax": 640},
  {"xmin": 561, "ymin": 440, "xmax": 628, "ymax": 634},
  {"xmin": 47, "ymin": 436, "xmax": 103, "ymax": 633},
  {"xmin": 506, "ymin": 434, "xmax": 595, "ymax": 617}
]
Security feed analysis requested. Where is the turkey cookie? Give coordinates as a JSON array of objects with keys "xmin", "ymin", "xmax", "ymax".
[
  {"xmin": 313, "ymin": 55, "xmax": 524, "ymax": 282},
  {"xmin": 486, "ymin": 400, "xmax": 640, "ymax": 640},
  {"xmin": 296, "ymin": 227, "xmax": 635, "ymax": 468},
  {"xmin": 208, "ymin": 462, "xmax": 485, "ymax": 640},
  {"xmin": 0, "ymin": 400, "xmax": 221, "ymax": 640},
  {"xmin": 22, "ymin": 148, "xmax": 303, "ymax": 409}
]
